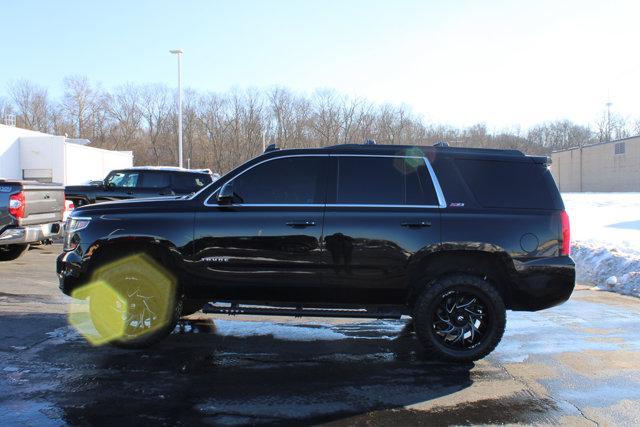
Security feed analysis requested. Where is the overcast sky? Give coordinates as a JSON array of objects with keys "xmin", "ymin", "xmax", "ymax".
[{"xmin": 2, "ymin": 0, "xmax": 639, "ymax": 129}]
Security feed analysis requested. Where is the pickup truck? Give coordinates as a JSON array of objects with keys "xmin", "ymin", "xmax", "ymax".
[{"xmin": 0, "ymin": 180, "xmax": 64, "ymax": 261}]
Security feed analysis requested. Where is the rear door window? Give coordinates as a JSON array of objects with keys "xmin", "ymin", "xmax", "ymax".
[
  {"xmin": 333, "ymin": 156, "xmax": 439, "ymax": 206},
  {"xmin": 141, "ymin": 172, "xmax": 171, "ymax": 188}
]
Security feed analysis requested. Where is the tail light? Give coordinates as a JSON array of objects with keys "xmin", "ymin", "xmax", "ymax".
[
  {"xmin": 64, "ymin": 200, "xmax": 75, "ymax": 217},
  {"xmin": 9, "ymin": 192, "xmax": 26, "ymax": 219},
  {"xmin": 560, "ymin": 210, "xmax": 571, "ymax": 256}
]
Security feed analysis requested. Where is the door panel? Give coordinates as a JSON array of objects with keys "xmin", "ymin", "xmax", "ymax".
[
  {"xmin": 322, "ymin": 155, "xmax": 443, "ymax": 304},
  {"xmin": 193, "ymin": 206, "xmax": 326, "ymax": 301},
  {"xmin": 322, "ymin": 207, "xmax": 441, "ymax": 304},
  {"xmin": 191, "ymin": 155, "xmax": 330, "ymax": 303}
]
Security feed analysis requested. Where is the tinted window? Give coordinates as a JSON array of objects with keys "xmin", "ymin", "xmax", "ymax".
[
  {"xmin": 229, "ymin": 156, "xmax": 324, "ymax": 204},
  {"xmin": 172, "ymin": 173, "xmax": 211, "ymax": 192},
  {"xmin": 142, "ymin": 172, "xmax": 171, "ymax": 188},
  {"xmin": 335, "ymin": 156, "xmax": 438, "ymax": 205},
  {"xmin": 455, "ymin": 159, "xmax": 554, "ymax": 209},
  {"xmin": 106, "ymin": 171, "xmax": 140, "ymax": 188},
  {"xmin": 431, "ymin": 157, "xmax": 478, "ymax": 208}
]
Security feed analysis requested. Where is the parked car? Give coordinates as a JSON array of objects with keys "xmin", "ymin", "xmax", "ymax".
[
  {"xmin": 57, "ymin": 143, "xmax": 575, "ymax": 362},
  {"xmin": 1, "ymin": 180, "xmax": 64, "ymax": 261},
  {"xmin": 64, "ymin": 166, "xmax": 217, "ymax": 206}
]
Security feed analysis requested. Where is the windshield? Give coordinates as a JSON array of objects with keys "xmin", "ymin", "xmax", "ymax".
[{"xmin": 105, "ymin": 171, "xmax": 140, "ymax": 188}]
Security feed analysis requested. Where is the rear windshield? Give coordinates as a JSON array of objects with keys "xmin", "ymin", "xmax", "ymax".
[{"xmin": 454, "ymin": 158, "xmax": 559, "ymax": 209}]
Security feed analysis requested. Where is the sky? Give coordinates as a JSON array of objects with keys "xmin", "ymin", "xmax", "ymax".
[{"xmin": 1, "ymin": 0, "xmax": 639, "ymax": 129}]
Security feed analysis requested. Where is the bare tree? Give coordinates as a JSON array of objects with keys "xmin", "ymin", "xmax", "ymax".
[
  {"xmin": 106, "ymin": 84, "xmax": 143, "ymax": 151},
  {"xmin": 527, "ymin": 120, "xmax": 594, "ymax": 151},
  {"xmin": 61, "ymin": 75, "xmax": 100, "ymax": 138},
  {"xmin": 140, "ymin": 84, "xmax": 172, "ymax": 165},
  {"xmin": 6, "ymin": 75, "xmax": 631, "ymax": 171},
  {"xmin": 8, "ymin": 80, "xmax": 51, "ymax": 131}
]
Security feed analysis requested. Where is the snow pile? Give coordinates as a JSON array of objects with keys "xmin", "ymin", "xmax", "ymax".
[{"xmin": 563, "ymin": 192, "xmax": 640, "ymax": 297}]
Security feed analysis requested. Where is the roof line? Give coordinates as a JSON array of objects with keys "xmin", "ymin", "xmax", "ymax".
[{"xmin": 552, "ymin": 134, "xmax": 640, "ymax": 153}]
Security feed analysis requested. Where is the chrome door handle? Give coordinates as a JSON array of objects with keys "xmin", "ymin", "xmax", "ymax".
[
  {"xmin": 286, "ymin": 220, "xmax": 316, "ymax": 227},
  {"xmin": 401, "ymin": 220, "xmax": 431, "ymax": 228}
]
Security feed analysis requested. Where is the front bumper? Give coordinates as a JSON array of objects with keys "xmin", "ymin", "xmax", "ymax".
[
  {"xmin": 0, "ymin": 222, "xmax": 62, "ymax": 246},
  {"xmin": 57, "ymin": 249, "xmax": 86, "ymax": 296},
  {"xmin": 510, "ymin": 256, "xmax": 576, "ymax": 311}
]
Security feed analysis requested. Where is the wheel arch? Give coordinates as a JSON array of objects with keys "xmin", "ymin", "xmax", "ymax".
[
  {"xmin": 83, "ymin": 236, "xmax": 188, "ymax": 293},
  {"xmin": 408, "ymin": 249, "xmax": 516, "ymax": 308}
]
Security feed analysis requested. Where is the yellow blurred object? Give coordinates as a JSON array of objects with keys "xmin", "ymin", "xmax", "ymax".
[{"xmin": 68, "ymin": 252, "xmax": 178, "ymax": 346}]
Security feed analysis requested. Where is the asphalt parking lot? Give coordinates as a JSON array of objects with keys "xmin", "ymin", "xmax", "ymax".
[{"xmin": 1, "ymin": 244, "xmax": 640, "ymax": 425}]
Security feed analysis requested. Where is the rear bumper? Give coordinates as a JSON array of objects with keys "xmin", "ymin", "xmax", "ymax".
[
  {"xmin": 0, "ymin": 222, "xmax": 62, "ymax": 246},
  {"xmin": 509, "ymin": 256, "xmax": 576, "ymax": 311}
]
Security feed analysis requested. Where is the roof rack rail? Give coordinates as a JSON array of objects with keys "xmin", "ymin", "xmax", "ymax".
[
  {"xmin": 433, "ymin": 141, "xmax": 450, "ymax": 147},
  {"xmin": 363, "ymin": 139, "xmax": 376, "ymax": 145},
  {"xmin": 264, "ymin": 143, "xmax": 279, "ymax": 153}
]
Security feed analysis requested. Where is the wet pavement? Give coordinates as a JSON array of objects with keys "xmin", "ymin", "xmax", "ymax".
[{"xmin": 1, "ymin": 245, "xmax": 640, "ymax": 425}]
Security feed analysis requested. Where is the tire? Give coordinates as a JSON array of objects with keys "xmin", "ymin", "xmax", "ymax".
[
  {"xmin": 87, "ymin": 250, "xmax": 182, "ymax": 349},
  {"xmin": 0, "ymin": 244, "xmax": 29, "ymax": 261},
  {"xmin": 413, "ymin": 274, "xmax": 506, "ymax": 363}
]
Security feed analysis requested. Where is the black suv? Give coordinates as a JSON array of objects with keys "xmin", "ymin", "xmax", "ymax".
[
  {"xmin": 57, "ymin": 143, "xmax": 575, "ymax": 362},
  {"xmin": 64, "ymin": 166, "xmax": 216, "ymax": 206}
]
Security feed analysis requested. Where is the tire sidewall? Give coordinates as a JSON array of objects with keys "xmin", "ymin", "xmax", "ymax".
[{"xmin": 415, "ymin": 277, "xmax": 506, "ymax": 361}]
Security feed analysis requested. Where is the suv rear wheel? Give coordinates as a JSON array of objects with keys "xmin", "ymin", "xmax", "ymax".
[{"xmin": 413, "ymin": 274, "xmax": 506, "ymax": 362}]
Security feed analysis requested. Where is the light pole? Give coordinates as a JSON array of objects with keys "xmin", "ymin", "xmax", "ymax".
[
  {"xmin": 606, "ymin": 101, "xmax": 612, "ymax": 142},
  {"xmin": 170, "ymin": 49, "xmax": 184, "ymax": 168}
]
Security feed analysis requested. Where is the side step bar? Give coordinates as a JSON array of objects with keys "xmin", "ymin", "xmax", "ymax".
[{"xmin": 203, "ymin": 302, "xmax": 405, "ymax": 319}]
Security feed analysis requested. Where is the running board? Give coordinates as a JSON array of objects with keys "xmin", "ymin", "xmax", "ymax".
[{"xmin": 203, "ymin": 302, "xmax": 405, "ymax": 319}]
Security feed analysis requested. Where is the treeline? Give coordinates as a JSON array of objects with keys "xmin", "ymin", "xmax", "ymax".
[{"xmin": 1, "ymin": 76, "xmax": 638, "ymax": 173}]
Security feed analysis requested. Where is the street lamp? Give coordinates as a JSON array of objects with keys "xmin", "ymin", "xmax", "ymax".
[{"xmin": 170, "ymin": 49, "xmax": 184, "ymax": 168}]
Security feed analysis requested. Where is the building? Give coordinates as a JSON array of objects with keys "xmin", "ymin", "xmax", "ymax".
[
  {"xmin": 550, "ymin": 135, "xmax": 640, "ymax": 192},
  {"xmin": 0, "ymin": 124, "xmax": 133, "ymax": 185}
]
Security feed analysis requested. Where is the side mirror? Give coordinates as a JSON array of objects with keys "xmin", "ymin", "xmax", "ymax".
[{"xmin": 217, "ymin": 181, "xmax": 234, "ymax": 205}]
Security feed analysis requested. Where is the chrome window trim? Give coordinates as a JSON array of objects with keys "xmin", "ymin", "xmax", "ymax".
[
  {"xmin": 423, "ymin": 157, "xmax": 447, "ymax": 208},
  {"xmin": 202, "ymin": 153, "xmax": 447, "ymax": 208},
  {"xmin": 203, "ymin": 154, "xmax": 328, "ymax": 207}
]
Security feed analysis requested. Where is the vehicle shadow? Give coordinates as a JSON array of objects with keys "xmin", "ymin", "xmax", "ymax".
[{"xmin": 4, "ymin": 314, "xmax": 476, "ymax": 425}]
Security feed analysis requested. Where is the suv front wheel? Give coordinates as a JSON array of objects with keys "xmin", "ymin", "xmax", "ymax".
[{"xmin": 413, "ymin": 274, "xmax": 506, "ymax": 362}]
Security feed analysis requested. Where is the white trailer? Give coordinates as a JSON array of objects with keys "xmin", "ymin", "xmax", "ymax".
[{"xmin": 0, "ymin": 124, "xmax": 132, "ymax": 185}]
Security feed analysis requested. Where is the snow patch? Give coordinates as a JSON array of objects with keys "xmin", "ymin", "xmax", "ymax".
[
  {"xmin": 563, "ymin": 193, "xmax": 640, "ymax": 298},
  {"xmin": 212, "ymin": 319, "xmax": 349, "ymax": 341}
]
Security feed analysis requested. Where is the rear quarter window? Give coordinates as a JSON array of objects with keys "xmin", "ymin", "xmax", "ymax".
[{"xmin": 454, "ymin": 158, "xmax": 556, "ymax": 209}]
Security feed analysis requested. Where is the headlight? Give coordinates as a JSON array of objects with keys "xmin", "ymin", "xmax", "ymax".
[
  {"xmin": 66, "ymin": 217, "xmax": 91, "ymax": 233},
  {"xmin": 64, "ymin": 217, "xmax": 91, "ymax": 251}
]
